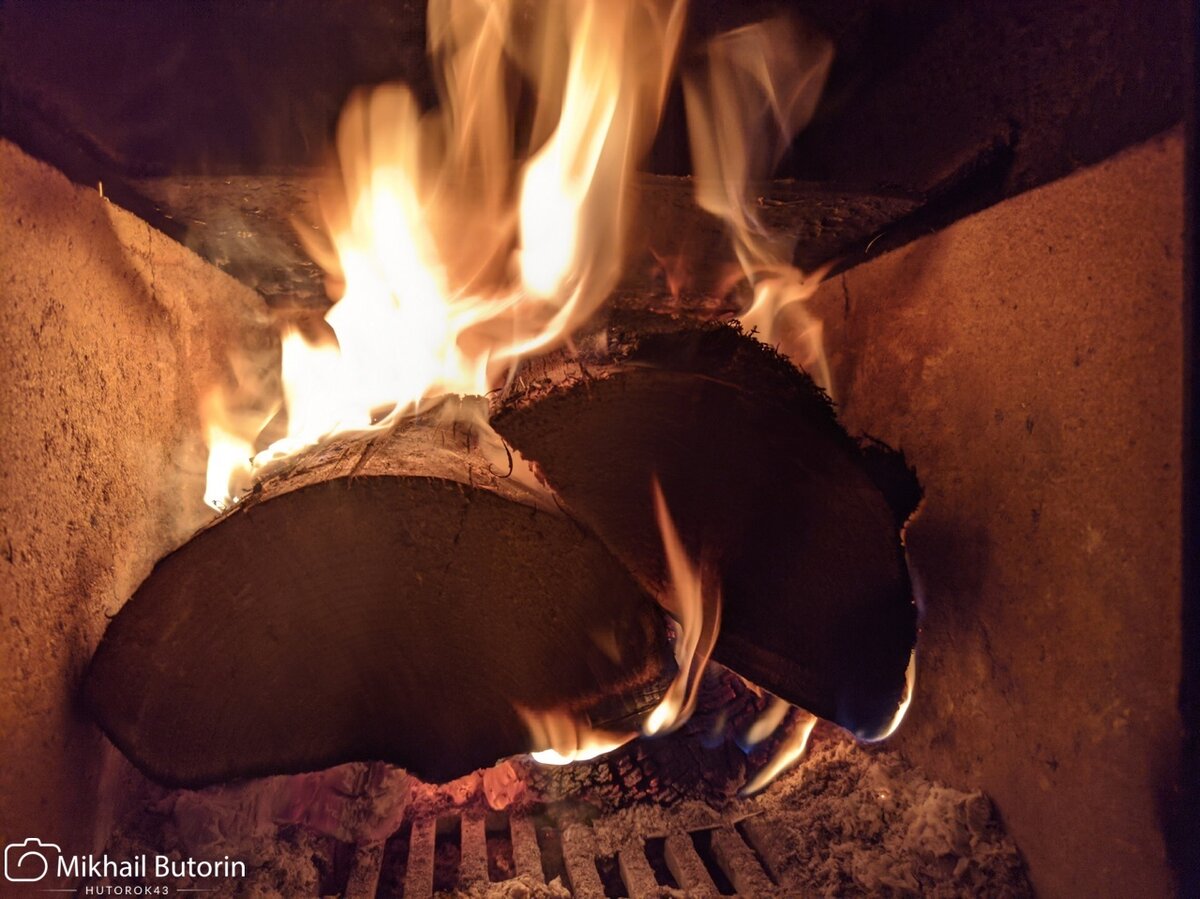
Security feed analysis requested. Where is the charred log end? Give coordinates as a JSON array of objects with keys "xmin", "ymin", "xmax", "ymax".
[
  {"xmin": 84, "ymin": 422, "xmax": 670, "ymax": 788},
  {"xmin": 857, "ymin": 437, "xmax": 925, "ymax": 528},
  {"xmin": 494, "ymin": 317, "xmax": 918, "ymax": 735}
]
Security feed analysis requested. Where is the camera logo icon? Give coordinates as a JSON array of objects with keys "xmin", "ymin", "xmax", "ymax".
[{"xmin": 5, "ymin": 838, "xmax": 60, "ymax": 882}]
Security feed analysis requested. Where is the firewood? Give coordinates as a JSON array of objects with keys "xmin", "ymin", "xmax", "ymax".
[
  {"xmin": 84, "ymin": 401, "xmax": 669, "ymax": 787},
  {"xmin": 492, "ymin": 315, "xmax": 920, "ymax": 737}
]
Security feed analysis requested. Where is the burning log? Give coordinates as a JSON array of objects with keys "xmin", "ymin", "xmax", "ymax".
[
  {"xmin": 493, "ymin": 315, "xmax": 920, "ymax": 737},
  {"xmin": 84, "ymin": 401, "xmax": 669, "ymax": 788}
]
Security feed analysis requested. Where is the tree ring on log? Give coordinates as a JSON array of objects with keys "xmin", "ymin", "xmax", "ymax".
[
  {"xmin": 84, "ymin": 405, "xmax": 669, "ymax": 787},
  {"xmin": 493, "ymin": 315, "xmax": 920, "ymax": 737}
]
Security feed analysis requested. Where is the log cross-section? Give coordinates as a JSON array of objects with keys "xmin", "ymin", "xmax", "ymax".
[
  {"xmin": 494, "ymin": 316, "xmax": 920, "ymax": 736},
  {"xmin": 84, "ymin": 406, "xmax": 668, "ymax": 787}
]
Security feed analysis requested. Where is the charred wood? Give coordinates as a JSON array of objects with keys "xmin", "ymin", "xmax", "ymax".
[
  {"xmin": 84, "ymin": 403, "xmax": 669, "ymax": 787},
  {"xmin": 493, "ymin": 315, "xmax": 920, "ymax": 737},
  {"xmin": 522, "ymin": 665, "xmax": 768, "ymax": 812}
]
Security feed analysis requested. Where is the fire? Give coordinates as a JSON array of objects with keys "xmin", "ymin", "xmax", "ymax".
[
  {"xmin": 518, "ymin": 708, "xmax": 636, "ymax": 767},
  {"xmin": 682, "ymin": 15, "xmax": 835, "ymax": 390},
  {"xmin": 522, "ymin": 478, "xmax": 719, "ymax": 765},
  {"xmin": 202, "ymin": 0, "xmax": 686, "ymax": 508},
  {"xmin": 734, "ymin": 653, "xmax": 918, "ymax": 795},
  {"xmin": 201, "ymin": 1, "xmax": 836, "ymax": 503},
  {"xmin": 642, "ymin": 477, "xmax": 721, "ymax": 736},
  {"xmin": 860, "ymin": 650, "xmax": 918, "ymax": 742},
  {"xmin": 743, "ymin": 695, "xmax": 790, "ymax": 748},
  {"xmin": 194, "ymin": 0, "xmax": 908, "ymax": 792},
  {"xmin": 201, "ymin": 393, "xmax": 256, "ymax": 513},
  {"xmin": 741, "ymin": 709, "xmax": 818, "ymax": 796}
]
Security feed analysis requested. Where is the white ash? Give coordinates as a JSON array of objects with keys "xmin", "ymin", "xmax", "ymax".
[
  {"xmin": 765, "ymin": 734, "xmax": 1030, "ymax": 896},
  {"xmin": 606, "ymin": 727, "xmax": 1029, "ymax": 897},
  {"xmin": 101, "ymin": 727, "xmax": 1030, "ymax": 897},
  {"xmin": 168, "ymin": 762, "xmax": 412, "ymax": 854},
  {"xmin": 102, "ymin": 817, "xmax": 337, "ymax": 898},
  {"xmin": 440, "ymin": 874, "xmax": 572, "ymax": 899}
]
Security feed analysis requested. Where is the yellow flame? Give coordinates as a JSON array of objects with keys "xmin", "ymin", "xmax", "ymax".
[
  {"xmin": 741, "ymin": 708, "xmax": 817, "ymax": 796},
  {"xmin": 200, "ymin": 369, "xmax": 279, "ymax": 511},
  {"xmin": 743, "ymin": 695, "xmax": 790, "ymax": 748},
  {"xmin": 642, "ymin": 477, "xmax": 721, "ymax": 736},
  {"xmin": 523, "ymin": 477, "xmax": 721, "ymax": 764},
  {"xmin": 519, "ymin": 708, "xmax": 636, "ymax": 766},
  {"xmin": 201, "ymin": 390, "xmax": 255, "ymax": 513},
  {"xmin": 202, "ymin": 0, "xmax": 686, "ymax": 508},
  {"xmin": 682, "ymin": 16, "xmax": 835, "ymax": 390},
  {"xmin": 861, "ymin": 650, "xmax": 918, "ymax": 742}
]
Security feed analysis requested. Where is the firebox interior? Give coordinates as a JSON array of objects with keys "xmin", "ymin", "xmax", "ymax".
[{"xmin": 0, "ymin": 1, "xmax": 1192, "ymax": 897}]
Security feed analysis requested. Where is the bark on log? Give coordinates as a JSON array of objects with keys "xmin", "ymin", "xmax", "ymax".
[
  {"xmin": 84, "ymin": 402, "xmax": 669, "ymax": 787},
  {"xmin": 492, "ymin": 315, "xmax": 920, "ymax": 737}
]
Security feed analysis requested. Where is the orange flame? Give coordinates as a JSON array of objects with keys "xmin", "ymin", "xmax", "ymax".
[
  {"xmin": 683, "ymin": 16, "xmax": 835, "ymax": 390},
  {"xmin": 736, "ymin": 651, "xmax": 916, "ymax": 793},
  {"xmin": 519, "ymin": 707, "xmax": 636, "ymax": 766},
  {"xmin": 524, "ymin": 477, "xmax": 720, "ymax": 767},
  {"xmin": 202, "ymin": 391, "xmax": 256, "ymax": 513},
  {"xmin": 643, "ymin": 477, "xmax": 721, "ymax": 736},
  {"xmin": 743, "ymin": 695, "xmax": 790, "ymax": 748},
  {"xmin": 202, "ymin": 0, "xmax": 686, "ymax": 509},
  {"xmin": 201, "ymin": 3, "xmax": 836, "ymax": 504},
  {"xmin": 741, "ymin": 708, "xmax": 818, "ymax": 796}
]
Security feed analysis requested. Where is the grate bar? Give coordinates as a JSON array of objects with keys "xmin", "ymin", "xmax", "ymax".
[
  {"xmin": 664, "ymin": 833, "xmax": 720, "ymax": 897},
  {"xmin": 368, "ymin": 807, "xmax": 799, "ymax": 897},
  {"xmin": 710, "ymin": 826, "xmax": 775, "ymax": 896},
  {"xmin": 618, "ymin": 842, "xmax": 661, "ymax": 899},
  {"xmin": 736, "ymin": 818, "xmax": 787, "ymax": 886},
  {"xmin": 561, "ymin": 824, "xmax": 606, "ymax": 899},
  {"xmin": 510, "ymin": 815, "xmax": 546, "ymax": 883},
  {"xmin": 404, "ymin": 818, "xmax": 437, "ymax": 899},
  {"xmin": 343, "ymin": 843, "xmax": 384, "ymax": 899},
  {"xmin": 459, "ymin": 814, "xmax": 489, "ymax": 887}
]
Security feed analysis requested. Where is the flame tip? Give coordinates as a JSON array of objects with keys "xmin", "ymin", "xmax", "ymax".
[
  {"xmin": 195, "ymin": 1, "xmax": 875, "ymax": 797},
  {"xmin": 205, "ymin": 0, "xmax": 690, "ymax": 499}
]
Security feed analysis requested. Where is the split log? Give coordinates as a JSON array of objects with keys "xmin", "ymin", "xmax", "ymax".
[
  {"xmin": 492, "ymin": 315, "xmax": 920, "ymax": 737},
  {"xmin": 84, "ymin": 401, "xmax": 669, "ymax": 788},
  {"xmin": 521, "ymin": 665, "xmax": 768, "ymax": 811}
]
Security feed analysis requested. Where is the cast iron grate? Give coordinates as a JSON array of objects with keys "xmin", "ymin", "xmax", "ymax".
[{"xmin": 350, "ymin": 806, "xmax": 788, "ymax": 898}]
